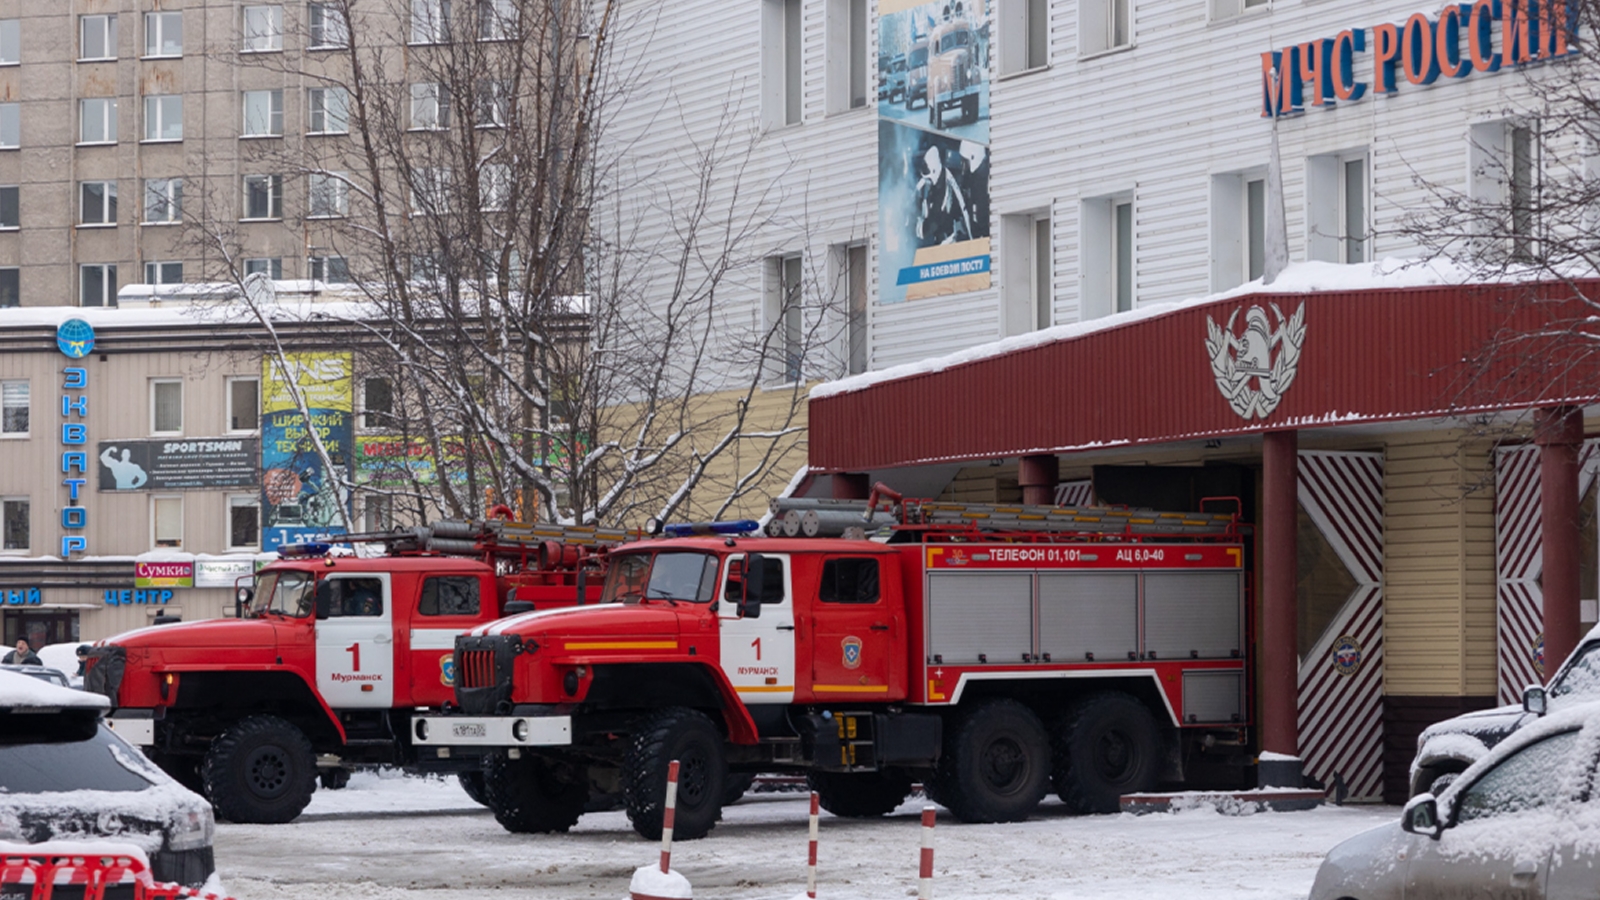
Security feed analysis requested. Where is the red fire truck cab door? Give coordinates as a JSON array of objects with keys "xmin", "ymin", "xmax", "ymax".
[
  {"xmin": 405, "ymin": 573, "xmax": 494, "ymax": 707},
  {"xmin": 807, "ymin": 555, "xmax": 904, "ymax": 702}
]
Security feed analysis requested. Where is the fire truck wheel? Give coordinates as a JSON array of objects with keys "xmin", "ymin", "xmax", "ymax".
[
  {"xmin": 807, "ymin": 771, "xmax": 913, "ymax": 817},
  {"xmin": 722, "ymin": 772, "xmax": 757, "ymax": 807},
  {"xmin": 1052, "ymin": 692, "xmax": 1162, "ymax": 814},
  {"xmin": 622, "ymin": 707, "xmax": 727, "ymax": 841},
  {"xmin": 318, "ymin": 768, "xmax": 351, "ymax": 790},
  {"xmin": 932, "ymin": 700, "xmax": 1050, "ymax": 823},
  {"xmin": 201, "ymin": 715, "xmax": 317, "ymax": 824},
  {"xmin": 481, "ymin": 753, "xmax": 588, "ymax": 833},
  {"xmin": 457, "ymin": 770, "xmax": 492, "ymax": 808}
]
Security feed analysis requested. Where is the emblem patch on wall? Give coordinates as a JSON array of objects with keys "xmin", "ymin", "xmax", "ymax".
[
  {"xmin": 439, "ymin": 653, "xmax": 456, "ymax": 686},
  {"xmin": 1205, "ymin": 302, "xmax": 1307, "ymax": 420},
  {"xmin": 1535, "ymin": 632, "xmax": 1546, "ymax": 678},
  {"xmin": 842, "ymin": 636, "xmax": 864, "ymax": 670},
  {"xmin": 1331, "ymin": 635, "xmax": 1363, "ymax": 676}
]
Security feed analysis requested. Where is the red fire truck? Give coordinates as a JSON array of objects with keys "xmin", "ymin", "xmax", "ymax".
[
  {"xmin": 84, "ymin": 518, "xmax": 619, "ymax": 824},
  {"xmin": 412, "ymin": 488, "xmax": 1254, "ymax": 840}
]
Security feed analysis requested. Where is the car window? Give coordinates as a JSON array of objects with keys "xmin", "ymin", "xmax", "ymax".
[
  {"xmin": 819, "ymin": 558, "xmax": 880, "ymax": 604},
  {"xmin": 419, "ymin": 576, "xmax": 479, "ymax": 616},
  {"xmin": 1455, "ymin": 729, "xmax": 1582, "ymax": 823},
  {"xmin": 1550, "ymin": 643, "xmax": 1600, "ymax": 698},
  {"xmin": 323, "ymin": 577, "xmax": 384, "ymax": 617},
  {"xmin": 645, "ymin": 553, "xmax": 719, "ymax": 603},
  {"xmin": 0, "ymin": 726, "xmax": 160, "ymax": 792}
]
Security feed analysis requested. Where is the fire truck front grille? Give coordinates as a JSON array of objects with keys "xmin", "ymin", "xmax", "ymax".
[{"xmin": 459, "ymin": 650, "xmax": 497, "ymax": 689}]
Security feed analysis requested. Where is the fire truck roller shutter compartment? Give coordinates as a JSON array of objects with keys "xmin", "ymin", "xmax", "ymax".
[
  {"xmin": 926, "ymin": 572, "xmax": 1033, "ymax": 664},
  {"xmin": 1140, "ymin": 571, "xmax": 1242, "ymax": 660},
  {"xmin": 1182, "ymin": 670, "xmax": 1246, "ymax": 724},
  {"xmin": 1037, "ymin": 573, "xmax": 1138, "ymax": 662}
]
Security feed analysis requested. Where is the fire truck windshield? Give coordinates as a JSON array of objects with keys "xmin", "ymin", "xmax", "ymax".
[
  {"xmin": 601, "ymin": 552, "xmax": 719, "ymax": 605},
  {"xmin": 247, "ymin": 570, "xmax": 315, "ymax": 618}
]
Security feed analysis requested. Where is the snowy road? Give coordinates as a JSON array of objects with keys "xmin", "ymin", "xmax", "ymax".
[{"xmin": 216, "ymin": 772, "xmax": 1396, "ymax": 900}]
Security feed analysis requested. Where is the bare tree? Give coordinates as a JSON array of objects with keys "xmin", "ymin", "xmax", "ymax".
[{"xmin": 178, "ymin": 0, "xmax": 846, "ymax": 529}]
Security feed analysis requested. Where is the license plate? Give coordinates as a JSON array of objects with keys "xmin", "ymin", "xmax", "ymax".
[{"xmin": 452, "ymin": 723, "xmax": 487, "ymax": 738}]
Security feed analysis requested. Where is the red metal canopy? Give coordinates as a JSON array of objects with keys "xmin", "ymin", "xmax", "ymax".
[{"xmin": 809, "ymin": 281, "xmax": 1600, "ymax": 473}]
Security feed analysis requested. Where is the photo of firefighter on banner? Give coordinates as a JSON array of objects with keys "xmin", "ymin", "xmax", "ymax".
[{"xmin": 878, "ymin": 0, "xmax": 990, "ymax": 305}]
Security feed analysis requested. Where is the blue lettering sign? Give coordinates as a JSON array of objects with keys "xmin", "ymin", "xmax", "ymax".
[
  {"xmin": 61, "ymin": 535, "xmax": 86, "ymax": 556},
  {"xmin": 61, "ymin": 423, "xmax": 86, "ymax": 444},
  {"xmin": 63, "ymin": 478, "xmax": 85, "ymax": 501},
  {"xmin": 61, "ymin": 395, "xmax": 87, "ymax": 417},
  {"xmin": 62, "ymin": 452, "xmax": 86, "ymax": 474},
  {"xmin": 62, "ymin": 367, "xmax": 87, "ymax": 389},
  {"xmin": 61, "ymin": 506, "xmax": 86, "ymax": 528}
]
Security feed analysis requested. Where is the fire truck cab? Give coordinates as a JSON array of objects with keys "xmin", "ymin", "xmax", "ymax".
[{"xmin": 413, "ymin": 493, "xmax": 1254, "ymax": 841}]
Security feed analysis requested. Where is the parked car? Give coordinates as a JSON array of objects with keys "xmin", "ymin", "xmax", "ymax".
[
  {"xmin": 1, "ymin": 663, "xmax": 71, "ymax": 688},
  {"xmin": 1313, "ymin": 701, "xmax": 1600, "ymax": 899},
  {"xmin": 36, "ymin": 641, "xmax": 90, "ymax": 688},
  {"xmin": 1410, "ymin": 623, "xmax": 1600, "ymax": 796},
  {"xmin": 0, "ymin": 669, "xmax": 215, "ymax": 888}
]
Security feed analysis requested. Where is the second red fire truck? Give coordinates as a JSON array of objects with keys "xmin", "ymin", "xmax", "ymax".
[{"xmin": 413, "ymin": 488, "xmax": 1255, "ymax": 840}]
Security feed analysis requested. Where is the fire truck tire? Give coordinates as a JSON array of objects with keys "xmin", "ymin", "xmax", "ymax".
[
  {"xmin": 931, "ymin": 700, "xmax": 1050, "ymax": 823},
  {"xmin": 622, "ymin": 707, "xmax": 726, "ymax": 842},
  {"xmin": 318, "ymin": 768, "xmax": 351, "ymax": 790},
  {"xmin": 807, "ymin": 771, "xmax": 913, "ymax": 818},
  {"xmin": 481, "ymin": 753, "xmax": 588, "ymax": 833},
  {"xmin": 457, "ymin": 770, "xmax": 491, "ymax": 808},
  {"xmin": 722, "ymin": 772, "xmax": 757, "ymax": 807},
  {"xmin": 1051, "ymin": 692, "xmax": 1162, "ymax": 814},
  {"xmin": 201, "ymin": 715, "xmax": 317, "ymax": 825}
]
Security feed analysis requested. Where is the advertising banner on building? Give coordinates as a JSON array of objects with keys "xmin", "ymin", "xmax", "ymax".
[
  {"xmin": 261, "ymin": 353, "xmax": 354, "ymax": 550},
  {"xmin": 97, "ymin": 438, "xmax": 259, "ymax": 492},
  {"xmin": 193, "ymin": 557, "xmax": 260, "ymax": 588},
  {"xmin": 878, "ymin": 0, "xmax": 991, "ymax": 305},
  {"xmin": 135, "ymin": 560, "xmax": 194, "ymax": 589}
]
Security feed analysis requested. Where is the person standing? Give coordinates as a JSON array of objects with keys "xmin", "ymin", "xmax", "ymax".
[{"xmin": 3, "ymin": 639, "xmax": 41, "ymax": 665}]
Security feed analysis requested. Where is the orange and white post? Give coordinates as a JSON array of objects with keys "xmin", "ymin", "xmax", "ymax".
[
  {"xmin": 628, "ymin": 759, "xmax": 692, "ymax": 900},
  {"xmin": 660, "ymin": 759, "xmax": 680, "ymax": 874},
  {"xmin": 806, "ymin": 790, "xmax": 820, "ymax": 899},
  {"xmin": 917, "ymin": 805, "xmax": 936, "ymax": 900}
]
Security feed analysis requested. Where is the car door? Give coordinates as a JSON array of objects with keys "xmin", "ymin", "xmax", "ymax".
[
  {"xmin": 406, "ymin": 573, "xmax": 490, "ymax": 707},
  {"xmin": 315, "ymin": 572, "xmax": 395, "ymax": 709},
  {"xmin": 718, "ymin": 553, "xmax": 796, "ymax": 705},
  {"xmin": 1404, "ymin": 728, "xmax": 1583, "ymax": 900},
  {"xmin": 807, "ymin": 554, "xmax": 902, "ymax": 702}
]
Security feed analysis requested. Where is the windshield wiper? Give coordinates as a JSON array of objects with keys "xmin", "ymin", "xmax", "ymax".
[{"xmin": 646, "ymin": 593, "xmax": 681, "ymax": 607}]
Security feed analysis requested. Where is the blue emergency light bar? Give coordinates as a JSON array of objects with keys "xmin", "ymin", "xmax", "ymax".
[
  {"xmin": 277, "ymin": 541, "xmax": 334, "ymax": 558},
  {"xmin": 662, "ymin": 520, "xmax": 761, "ymax": 537}
]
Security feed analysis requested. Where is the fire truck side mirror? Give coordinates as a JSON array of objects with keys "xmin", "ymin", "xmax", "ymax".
[
  {"xmin": 314, "ymin": 581, "xmax": 333, "ymax": 620},
  {"xmin": 235, "ymin": 587, "xmax": 253, "ymax": 618},
  {"xmin": 739, "ymin": 554, "xmax": 769, "ymax": 619}
]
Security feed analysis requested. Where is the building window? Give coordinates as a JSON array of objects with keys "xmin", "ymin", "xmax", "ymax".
[
  {"xmin": 410, "ymin": 83, "xmax": 450, "ymax": 130},
  {"xmin": 475, "ymin": 80, "xmax": 508, "ymax": 127},
  {"xmin": 844, "ymin": 243, "xmax": 868, "ymax": 375},
  {"xmin": 309, "ymin": 255, "xmax": 349, "ymax": 282},
  {"xmin": 1510, "ymin": 125, "xmax": 1538, "ymax": 261},
  {"xmin": 228, "ymin": 495, "xmax": 260, "ymax": 549},
  {"xmin": 152, "ymin": 495, "xmax": 183, "ymax": 548},
  {"xmin": 0, "ymin": 20, "xmax": 19, "ymax": 65},
  {"xmin": 1113, "ymin": 200, "xmax": 1133, "ymax": 311},
  {"xmin": 412, "ymin": 0, "xmax": 452, "ymax": 43},
  {"xmin": 1081, "ymin": 194, "xmax": 1133, "ymax": 318},
  {"xmin": 151, "ymin": 379, "xmax": 182, "ymax": 434},
  {"xmin": 144, "ymin": 261, "xmax": 183, "ymax": 285},
  {"xmin": 144, "ymin": 11, "xmax": 182, "ymax": 57},
  {"xmin": 143, "ymin": 94, "xmax": 182, "ymax": 142},
  {"xmin": 479, "ymin": 163, "xmax": 510, "ymax": 210},
  {"xmin": 1209, "ymin": 171, "xmax": 1267, "ymax": 291},
  {"xmin": 0, "ymin": 185, "xmax": 16, "ymax": 229},
  {"xmin": 308, "ymin": 87, "xmax": 350, "ymax": 134},
  {"xmin": 1081, "ymin": 0, "xmax": 1130, "ymax": 55},
  {"xmin": 79, "ymin": 181, "xmax": 117, "ymax": 226},
  {"xmin": 1001, "ymin": 213, "xmax": 1052, "ymax": 336},
  {"xmin": 0, "ymin": 103, "xmax": 17, "ymax": 148},
  {"xmin": 242, "ymin": 89, "xmax": 284, "ymax": 137},
  {"xmin": 826, "ymin": 0, "xmax": 867, "ymax": 113},
  {"xmin": 80, "ymin": 98, "xmax": 117, "ymax": 144},
  {"xmin": 144, "ymin": 178, "xmax": 183, "ymax": 224},
  {"xmin": 1000, "ymin": 0, "xmax": 1049, "ymax": 75},
  {"xmin": 243, "ymin": 174, "xmax": 283, "ymax": 220},
  {"xmin": 244, "ymin": 257, "xmax": 283, "ymax": 279},
  {"xmin": 1307, "ymin": 150, "xmax": 1368, "ymax": 264},
  {"xmin": 763, "ymin": 0, "xmax": 802, "ymax": 127},
  {"xmin": 766, "ymin": 254, "xmax": 803, "ymax": 383},
  {"xmin": 308, "ymin": 3, "xmax": 349, "ymax": 48},
  {"xmin": 309, "ymin": 172, "xmax": 349, "ymax": 217},
  {"xmin": 229, "ymin": 377, "xmax": 260, "ymax": 432},
  {"xmin": 478, "ymin": 0, "xmax": 515, "ymax": 40},
  {"xmin": 362, "ymin": 377, "xmax": 394, "ymax": 429},
  {"xmin": 1, "ymin": 381, "xmax": 26, "ymax": 435},
  {"xmin": 1213, "ymin": 0, "xmax": 1270, "ymax": 18},
  {"xmin": 80, "ymin": 264, "xmax": 117, "ymax": 307},
  {"xmin": 2, "ymin": 498, "xmax": 27, "ymax": 551},
  {"xmin": 411, "ymin": 168, "xmax": 451, "ymax": 214},
  {"xmin": 0, "ymin": 269, "xmax": 16, "ymax": 308},
  {"xmin": 80, "ymin": 14, "xmax": 117, "ymax": 61},
  {"xmin": 1469, "ymin": 122, "xmax": 1543, "ymax": 262},
  {"xmin": 242, "ymin": 6, "xmax": 283, "ymax": 52}
]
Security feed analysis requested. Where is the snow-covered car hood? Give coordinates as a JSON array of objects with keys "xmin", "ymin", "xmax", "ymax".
[
  {"xmin": 0, "ymin": 667, "xmax": 108, "ymax": 709},
  {"xmin": 1309, "ymin": 821, "xmax": 1407, "ymax": 900},
  {"xmin": 1417, "ymin": 703, "xmax": 1526, "ymax": 752}
]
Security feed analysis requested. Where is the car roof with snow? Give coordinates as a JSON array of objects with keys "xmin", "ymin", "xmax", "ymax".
[
  {"xmin": 1437, "ymin": 699, "xmax": 1600, "ymax": 807},
  {"xmin": 0, "ymin": 666, "xmax": 109, "ymax": 711}
]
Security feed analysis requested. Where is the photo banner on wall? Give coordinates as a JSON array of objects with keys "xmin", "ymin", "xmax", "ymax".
[
  {"xmin": 878, "ymin": 0, "xmax": 990, "ymax": 304},
  {"xmin": 261, "ymin": 352, "xmax": 354, "ymax": 550}
]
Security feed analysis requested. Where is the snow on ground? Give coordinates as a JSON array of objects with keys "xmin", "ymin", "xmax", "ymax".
[{"xmin": 216, "ymin": 773, "xmax": 1396, "ymax": 900}]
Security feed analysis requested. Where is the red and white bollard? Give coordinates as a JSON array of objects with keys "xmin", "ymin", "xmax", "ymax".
[
  {"xmin": 629, "ymin": 760, "xmax": 692, "ymax": 900},
  {"xmin": 917, "ymin": 805, "xmax": 936, "ymax": 900},
  {"xmin": 806, "ymin": 790, "xmax": 820, "ymax": 899}
]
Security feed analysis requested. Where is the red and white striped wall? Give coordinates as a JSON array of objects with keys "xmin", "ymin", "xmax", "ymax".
[
  {"xmin": 1295, "ymin": 450, "xmax": 1386, "ymax": 801},
  {"xmin": 1053, "ymin": 479, "xmax": 1094, "ymax": 507},
  {"xmin": 1494, "ymin": 442, "xmax": 1600, "ymax": 704}
]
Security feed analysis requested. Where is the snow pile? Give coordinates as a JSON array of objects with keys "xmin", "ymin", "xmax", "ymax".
[
  {"xmin": 300, "ymin": 769, "xmax": 479, "ymax": 817},
  {"xmin": 628, "ymin": 865, "xmax": 691, "ymax": 899},
  {"xmin": 0, "ymin": 668, "xmax": 107, "ymax": 709}
]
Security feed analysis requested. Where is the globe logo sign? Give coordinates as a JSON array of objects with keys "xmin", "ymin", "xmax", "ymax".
[{"xmin": 56, "ymin": 318, "xmax": 95, "ymax": 359}]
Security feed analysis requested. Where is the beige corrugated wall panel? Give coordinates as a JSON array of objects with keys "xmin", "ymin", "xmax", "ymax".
[{"xmin": 1383, "ymin": 431, "xmax": 1495, "ymax": 696}]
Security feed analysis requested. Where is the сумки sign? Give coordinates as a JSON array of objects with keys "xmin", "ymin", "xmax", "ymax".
[{"xmin": 1261, "ymin": 1, "xmax": 1575, "ymax": 117}]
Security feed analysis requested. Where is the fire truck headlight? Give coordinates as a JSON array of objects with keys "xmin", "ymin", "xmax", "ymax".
[
  {"xmin": 512, "ymin": 719, "xmax": 530, "ymax": 742},
  {"xmin": 563, "ymin": 670, "xmax": 580, "ymax": 696},
  {"xmin": 414, "ymin": 719, "xmax": 430, "ymax": 742}
]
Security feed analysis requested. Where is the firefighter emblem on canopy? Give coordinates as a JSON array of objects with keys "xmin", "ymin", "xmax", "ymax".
[
  {"xmin": 1205, "ymin": 302, "xmax": 1307, "ymax": 420},
  {"xmin": 842, "ymin": 636, "xmax": 864, "ymax": 670}
]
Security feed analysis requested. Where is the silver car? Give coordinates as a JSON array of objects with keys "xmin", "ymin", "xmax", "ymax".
[{"xmin": 1312, "ymin": 700, "xmax": 1600, "ymax": 899}]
